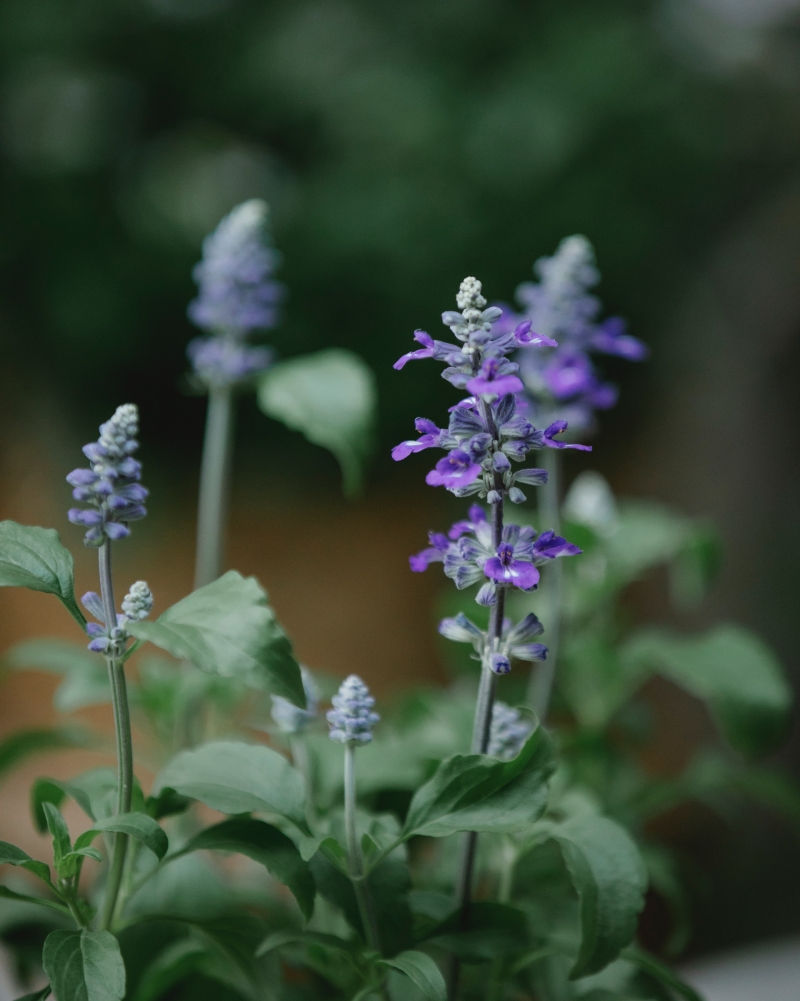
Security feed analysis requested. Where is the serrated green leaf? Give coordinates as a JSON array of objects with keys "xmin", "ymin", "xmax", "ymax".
[
  {"xmin": 257, "ymin": 348, "xmax": 376, "ymax": 497},
  {"xmin": 152, "ymin": 740, "xmax": 309, "ymax": 834},
  {"xmin": 0, "ymin": 840, "xmax": 52, "ymax": 884},
  {"xmin": 379, "ymin": 951, "xmax": 445, "ymax": 1001},
  {"xmin": 176, "ymin": 817, "xmax": 314, "ymax": 918},
  {"xmin": 128, "ymin": 571, "xmax": 304, "ymax": 705},
  {"xmin": 620, "ymin": 625, "xmax": 792, "ymax": 756},
  {"xmin": 402, "ymin": 726, "xmax": 554, "ymax": 839},
  {"xmin": 541, "ymin": 815, "xmax": 647, "ymax": 978},
  {"xmin": 74, "ymin": 812, "xmax": 168, "ymax": 861},
  {"xmin": 0, "ymin": 521, "xmax": 85, "ymax": 626},
  {"xmin": 43, "ymin": 929, "xmax": 126, "ymax": 1001}
]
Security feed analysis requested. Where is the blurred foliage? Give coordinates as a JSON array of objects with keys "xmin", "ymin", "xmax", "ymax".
[{"xmin": 2, "ymin": 0, "xmax": 800, "ymax": 466}]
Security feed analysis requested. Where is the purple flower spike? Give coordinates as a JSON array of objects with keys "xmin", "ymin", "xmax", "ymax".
[
  {"xmin": 542, "ymin": 420, "xmax": 592, "ymax": 452},
  {"xmin": 188, "ymin": 199, "xmax": 284, "ymax": 335},
  {"xmin": 426, "ymin": 450, "xmax": 482, "ymax": 489},
  {"xmin": 466, "ymin": 357, "xmax": 524, "ymax": 398},
  {"xmin": 66, "ymin": 404, "xmax": 147, "ymax": 548},
  {"xmin": 483, "ymin": 543, "xmax": 540, "ymax": 590}
]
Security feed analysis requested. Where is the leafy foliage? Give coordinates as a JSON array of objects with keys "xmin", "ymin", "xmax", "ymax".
[
  {"xmin": 258, "ymin": 348, "xmax": 377, "ymax": 497},
  {"xmin": 0, "ymin": 521, "xmax": 85, "ymax": 626},
  {"xmin": 128, "ymin": 571, "xmax": 305, "ymax": 706},
  {"xmin": 42, "ymin": 929, "xmax": 125, "ymax": 1001}
]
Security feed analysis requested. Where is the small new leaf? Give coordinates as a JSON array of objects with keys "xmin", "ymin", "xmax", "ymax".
[
  {"xmin": 379, "ymin": 951, "xmax": 446, "ymax": 1001},
  {"xmin": 0, "ymin": 521, "xmax": 85, "ymax": 626},
  {"xmin": 128, "ymin": 571, "xmax": 305, "ymax": 706},
  {"xmin": 74, "ymin": 813, "xmax": 169, "ymax": 861}
]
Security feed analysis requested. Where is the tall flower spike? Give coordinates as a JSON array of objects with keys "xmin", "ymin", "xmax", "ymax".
[
  {"xmin": 67, "ymin": 404, "xmax": 147, "ymax": 547},
  {"xmin": 271, "ymin": 667, "xmax": 319, "ymax": 734},
  {"xmin": 327, "ymin": 675, "xmax": 380, "ymax": 745},
  {"xmin": 187, "ymin": 199, "xmax": 283, "ymax": 388},
  {"xmin": 488, "ymin": 702, "xmax": 533, "ymax": 761},
  {"xmin": 503, "ymin": 235, "xmax": 648, "ymax": 432}
]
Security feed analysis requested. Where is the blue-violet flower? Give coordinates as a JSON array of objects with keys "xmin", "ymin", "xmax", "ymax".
[{"xmin": 327, "ymin": 675, "xmax": 380, "ymax": 745}]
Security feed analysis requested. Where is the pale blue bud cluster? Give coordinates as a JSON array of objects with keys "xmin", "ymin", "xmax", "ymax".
[
  {"xmin": 67, "ymin": 404, "xmax": 148, "ymax": 547},
  {"xmin": 82, "ymin": 581, "xmax": 152, "ymax": 654},
  {"xmin": 327, "ymin": 675, "xmax": 380, "ymax": 744}
]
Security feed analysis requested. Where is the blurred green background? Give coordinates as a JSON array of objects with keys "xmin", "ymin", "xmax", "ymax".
[{"xmin": 1, "ymin": 0, "xmax": 800, "ymax": 968}]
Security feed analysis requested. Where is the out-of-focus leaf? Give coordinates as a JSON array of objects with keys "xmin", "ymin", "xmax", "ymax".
[
  {"xmin": 424, "ymin": 902, "xmax": 530, "ymax": 960},
  {"xmin": 176, "ymin": 817, "xmax": 314, "ymax": 918},
  {"xmin": 622, "ymin": 947, "xmax": 703, "ymax": 1001},
  {"xmin": 130, "ymin": 939, "xmax": 206, "ymax": 1001},
  {"xmin": 621, "ymin": 625, "xmax": 792, "ymax": 756},
  {"xmin": 0, "ymin": 884, "xmax": 70, "ymax": 917},
  {"xmin": 14, "ymin": 988, "xmax": 52, "ymax": 1001},
  {"xmin": 537, "ymin": 815, "xmax": 647, "ymax": 978},
  {"xmin": 32, "ymin": 768, "xmax": 119, "ymax": 832},
  {"xmin": 0, "ymin": 840, "xmax": 52, "ymax": 884},
  {"xmin": 152, "ymin": 740, "xmax": 309, "ymax": 834},
  {"xmin": 42, "ymin": 928, "xmax": 126, "ymax": 1001},
  {"xmin": 402, "ymin": 726, "xmax": 554, "ymax": 839},
  {"xmin": 7, "ymin": 639, "xmax": 111, "ymax": 712},
  {"xmin": 256, "ymin": 929, "xmax": 352, "ymax": 957},
  {"xmin": 128, "ymin": 571, "xmax": 304, "ymax": 706},
  {"xmin": 560, "ymin": 635, "xmax": 653, "ymax": 730},
  {"xmin": 0, "ymin": 521, "xmax": 85, "ymax": 626},
  {"xmin": 0, "ymin": 726, "xmax": 89, "ymax": 783},
  {"xmin": 378, "ymin": 951, "xmax": 445, "ymax": 1001},
  {"xmin": 257, "ymin": 348, "xmax": 376, "ymax": 497}
]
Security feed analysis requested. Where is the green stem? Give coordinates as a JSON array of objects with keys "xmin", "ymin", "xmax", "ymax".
[
  {"xmin": 345, "ymin": 743, "xmax": 382, "ymax": 955},
  {"xmin": 97, "ymin": 543, "xmax": 134, "ymax": 931},
  {"xmin": 527, "ymin": 447, "xmax": 562, "ymax": 719},
  {"xmin": 194, "ymin": 383, "xmax": 235, "ymax": 590}
]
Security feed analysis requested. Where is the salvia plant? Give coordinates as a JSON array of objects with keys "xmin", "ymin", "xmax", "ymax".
[{"xmin": 0, "ymin": 217, "xmax": 794, "ymax": 1001}]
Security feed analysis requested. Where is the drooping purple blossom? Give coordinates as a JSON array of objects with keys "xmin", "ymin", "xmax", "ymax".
[
  {"xmin": 327, "ymin": 675, "xmax": 380, "ymax": 745},
  {"xmin": 187, "ymin": 200, "xmax": 283, "ymax": 389},
  {"xmin": 67, "ymin": 404, "xmax": 148, "ymax": 547},
  {"xmin": 499, "ymin": 235, "xmax": 648, "ymax": 432}
]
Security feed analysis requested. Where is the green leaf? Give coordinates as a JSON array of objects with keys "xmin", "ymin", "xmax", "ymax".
[
  {"xmin": 256, "ymin": 929, "xmax": 352, "ymax": 957},
  {"xmin": 128, "ymin": 571, "xmax": 304, "ymax": 706},
  {"xmin": 74, "ymin": 812, "xmax": 169, "ymax": 861},
  {"xmin": 43, "ymin": 802, "xmax": 73, "ymax": 876},
  {"xmin": 620, "ymin": 625, "xmax": 792, "ymax": 756},
  {"xmin": 0, "ymin": 726, "xmax": 89, "ymax": 783},
  {"xmin": 622, "ymin": 947, "xmax": 703, "ymax": 1001},
  {"xmin": 542, "ymin": 815, "xmax": 647, "ymax": 978},
  {"xmin": 379, "ymin": 951, "xmax": 446, "ymax": 1001},
  {"xmin": 152, "ymin": 740, "xmax": 309, "ymax": 834},
  {"xmin": 129, "ymin": 939, "xmax": 206, "ymax": 1001},
  {"xmin": 42, "ymin": 929, "xmax": 126, "ymax": 1001},
  {"xmin": 424, "ymin": 902, "xmax": 530, "ymax": 960},
  {"xmin": 32, "ymin": 768, "xmax": 119, "ymax": 832},
  {"xmin": 0, "ymin": 884, "xmax": 70, "ymax": 917},
  {"xmin": 176, "ymin": 818, "xmax": 314, "ymax": 918},
  {"xmin": 402, "ymin": 726, "xmax": 554, "ymax": 839},
  {"xmin": 257, "ymin": 348, "xmax": 377, "ymax": 497},
  {"xmin": 15, "ymin": 988, "xmax": 51, "ymax": 1001},
  {"xmin": 0, "ymin": 521, "xmax": 85, "ymax": 626},
  {"xmin": 6, "ymin": 639, "xmax": 111, "ymax": 711},
  {"xmin": 0, "ymin": 840, "xmax": 52, "ymax": 884}
]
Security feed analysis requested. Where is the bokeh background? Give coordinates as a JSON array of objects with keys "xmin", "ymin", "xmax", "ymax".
[{"xmin": 1, "ymin": 0, "xmax": 800, "ymax": 973}]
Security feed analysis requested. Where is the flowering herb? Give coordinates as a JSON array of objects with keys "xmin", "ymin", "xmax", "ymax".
[{"xmin": 394, "ymin": 277, "xmax": 586, "ymax": 987}]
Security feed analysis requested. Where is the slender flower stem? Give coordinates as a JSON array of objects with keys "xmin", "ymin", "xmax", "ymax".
[
  {"xmin": 527, "ymin": 447, "xmax": 562, "ymax": 719},
  {"xmin": 97, "ymin": 543, "xmax": 134, "ymax": 931},
  {"xmin": 194, "ymin": 382, "xmax": 235, "ymax": 590},
  {"xmin": 450, "ymin": 401, "xmax": 507, "ymax": 999},
  {"xmin": 344, "ymin": 744, "xmax": 382, "ymax": 954}
]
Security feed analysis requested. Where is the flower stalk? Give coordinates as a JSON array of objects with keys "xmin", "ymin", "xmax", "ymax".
[{"xmin": 194, "ymin": 382, "xmax": 235, "ymax": 590}]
